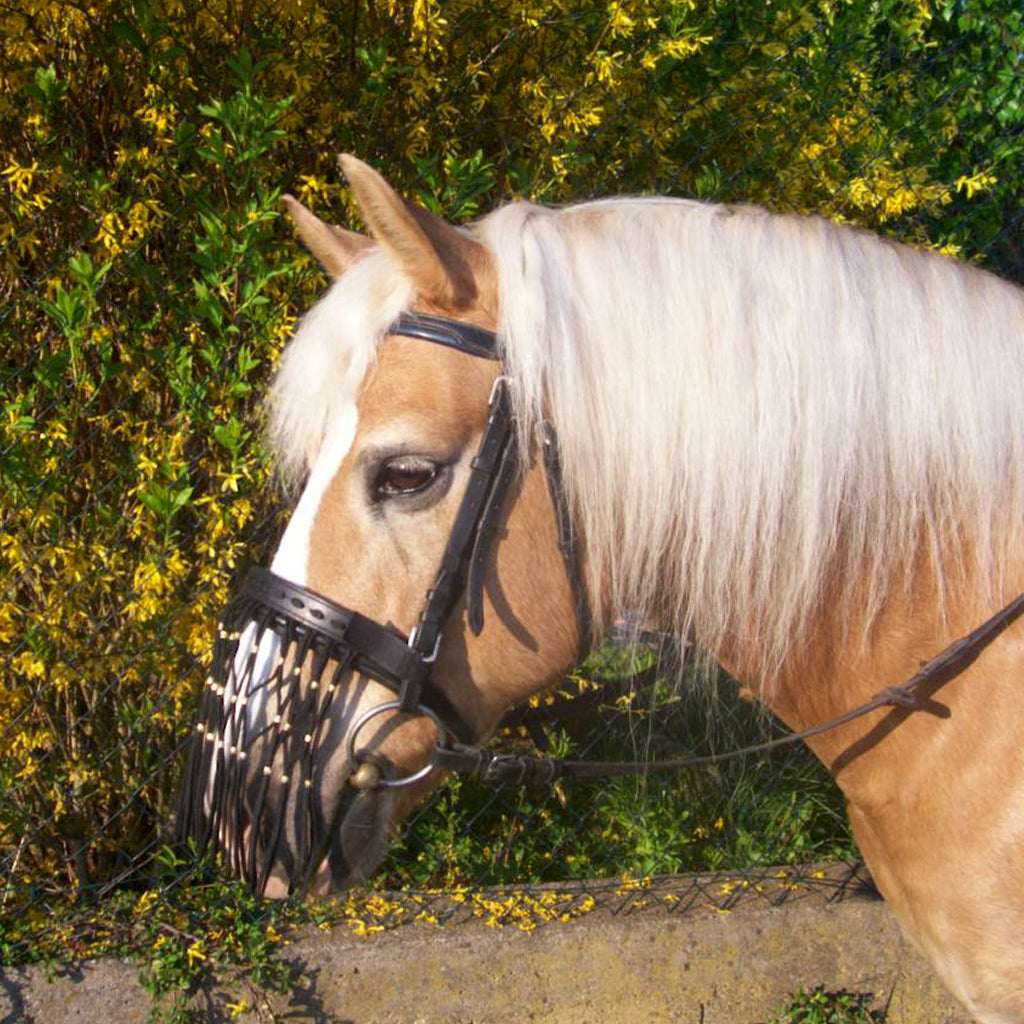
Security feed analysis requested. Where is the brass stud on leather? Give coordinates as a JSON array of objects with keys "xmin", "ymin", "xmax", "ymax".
[{"xmin": 350, "ymin": 762, "xmax": 381, "ymax": 790}]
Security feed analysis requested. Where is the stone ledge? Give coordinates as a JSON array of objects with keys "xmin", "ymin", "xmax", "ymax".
[{"xmin": 0, "ymin": 876, "xmax": 970, "ymax": 1024}]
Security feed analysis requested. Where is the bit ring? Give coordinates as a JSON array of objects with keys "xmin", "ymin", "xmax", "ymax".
[{"xmin": 346, "ymin": 701, "xmax": 447, "ymax": 789}]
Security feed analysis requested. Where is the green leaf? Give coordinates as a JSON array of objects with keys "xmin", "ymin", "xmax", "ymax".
[{"xmin": 110, "ymin": 21, "xmax": 147, "ymax": 55}]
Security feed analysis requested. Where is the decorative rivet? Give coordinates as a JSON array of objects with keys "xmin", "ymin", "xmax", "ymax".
[{"xmin": 350, "ymin": 763, "xmax": 382, "ymax": 790}]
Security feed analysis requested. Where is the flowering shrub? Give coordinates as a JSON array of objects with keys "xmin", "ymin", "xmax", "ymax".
[{"xmin": 1, "ymin": 0, "xmax": 1021, "ymax": 898}]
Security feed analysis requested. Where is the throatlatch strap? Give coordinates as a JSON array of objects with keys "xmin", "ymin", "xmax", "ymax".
[{"xmin": 540, "ymin": 423, "xmax": 591, "ymax": 661}]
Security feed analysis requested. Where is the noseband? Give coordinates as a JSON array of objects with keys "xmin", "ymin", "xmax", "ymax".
[{"xmin": 177, "ymin": 311, "xmax": 590, "ymax": 888}]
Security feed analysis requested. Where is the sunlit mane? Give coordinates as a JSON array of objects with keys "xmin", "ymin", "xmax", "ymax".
[
  {"xmin": 267, "ymin": 250, "xmax": 413, "ymax": 487},
  {"xmin": 476, "ymin": 199, "xmax": 1024, "ymax": 682}
]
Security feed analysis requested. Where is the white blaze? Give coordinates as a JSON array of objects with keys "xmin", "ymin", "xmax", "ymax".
[
  {"xmin": 206, "ymin": 404, "xmax": 362, "ymax": 820},
  {"xmin": 238, "ymin": 405, "xmax": 360, "ymax": 734},
  {"xmin": 271, "ymin": 405, "xmax": 360, "ymax": 585}
]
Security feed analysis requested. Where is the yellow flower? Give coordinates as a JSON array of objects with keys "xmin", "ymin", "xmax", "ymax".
[
  {"xmin": 2, "ymin": 159, "xmax": 37, "ymax": 195},
  {"xmin": 96, "ymin": 211, "xmax": 126, "ymax": 255},
  {"xmin": 133, "ymin": 890, "xmax": 158, "ymax": 915},
  {"xmin": 12, "ymin": 651, "xmax": 45, "ymax": 679},
  {"xmin": 955, "ymin": 171, "xmax": 997, "ymax": 199}
]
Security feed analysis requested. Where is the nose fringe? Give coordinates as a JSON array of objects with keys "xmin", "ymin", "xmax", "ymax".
[{"xmin": 177, "ymin": 595, "xmax": 358, "ymax": 897}]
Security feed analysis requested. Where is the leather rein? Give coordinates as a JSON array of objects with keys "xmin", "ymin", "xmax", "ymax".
[{"xmin": 434, "ymin": 589, "xmax": 1024, "ymax": 783}]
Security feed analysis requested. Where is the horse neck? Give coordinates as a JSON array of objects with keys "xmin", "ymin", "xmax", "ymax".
[{"xmin": 716, "ymin": 531, "xmax": 1024, "ymax": 793}]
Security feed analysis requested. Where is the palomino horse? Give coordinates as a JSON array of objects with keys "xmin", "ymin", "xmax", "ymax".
[{"xmin": 179, "ymin": 156, "xmax": 1024, "ymax": 1023}]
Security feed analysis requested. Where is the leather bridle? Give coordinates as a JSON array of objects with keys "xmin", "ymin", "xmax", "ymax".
[
  {"xmin": 178, "ymin": 311, "xmax": 590, "ymax": 852},
  {"xmin": 306, "ymin": 310, "xmax": 592, "ymax": 746}
]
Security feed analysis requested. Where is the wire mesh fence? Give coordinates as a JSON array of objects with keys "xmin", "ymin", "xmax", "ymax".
[{"xmin": 1, "ymin": 0, "xmax": 1022, "ymax": 994}]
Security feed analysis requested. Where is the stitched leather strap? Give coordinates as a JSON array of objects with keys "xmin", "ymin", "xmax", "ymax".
[{"xmin": 391, "ymin": 311, "xmax": 498, "ymax": 360}]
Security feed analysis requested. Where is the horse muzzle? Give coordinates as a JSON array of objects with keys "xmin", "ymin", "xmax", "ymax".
[{"xmin": 175, "ymin": 568, "xmax": 452, "ymax": 897}]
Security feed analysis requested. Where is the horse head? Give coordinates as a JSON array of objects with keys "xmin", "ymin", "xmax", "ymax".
[{"xmin": 177, "ymin": 157, "xmax": 585, "ymax": 896}]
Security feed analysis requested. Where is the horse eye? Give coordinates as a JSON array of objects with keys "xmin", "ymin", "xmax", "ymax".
[{"xmin": 374, "ymin": 457, "xmax": 438, "ymax": 497}]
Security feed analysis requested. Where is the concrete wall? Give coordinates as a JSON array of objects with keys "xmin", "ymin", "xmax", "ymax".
[{"xmin": 0, "ymin": 880, "xmax": 971, "ymax": 1024}]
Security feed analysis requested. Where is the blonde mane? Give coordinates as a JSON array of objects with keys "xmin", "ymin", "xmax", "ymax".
[
  {"xmin": 476, "ymin": 198, "xmax": 1024, "ymax": 681},
  {"xmin": 268, "ymin": 196, "xmax": 1024, "ymax": 684}
]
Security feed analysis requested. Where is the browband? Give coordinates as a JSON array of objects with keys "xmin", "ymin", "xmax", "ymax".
[{"xmin": 390, "ymin": 311, "xmax": 498, "ymax": 360}]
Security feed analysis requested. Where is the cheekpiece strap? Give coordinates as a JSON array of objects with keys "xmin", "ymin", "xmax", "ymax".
[{"xmin": 410, "ymin": 377, "xmax": 516, "ymax": 655}]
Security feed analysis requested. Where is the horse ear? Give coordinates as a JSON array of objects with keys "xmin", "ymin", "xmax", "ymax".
[
  {"xmin": 282, "ymin": 194, "xmax": 373, "ymax": 279},
  {"xmin": 338, "ymin": 153, "xmax": 485, "ymax": 309}
]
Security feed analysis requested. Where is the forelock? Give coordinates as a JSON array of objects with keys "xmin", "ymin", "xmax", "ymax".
[{"xmin": 267, "ymin": 250, "xmax": 415, "ymax": 487}]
